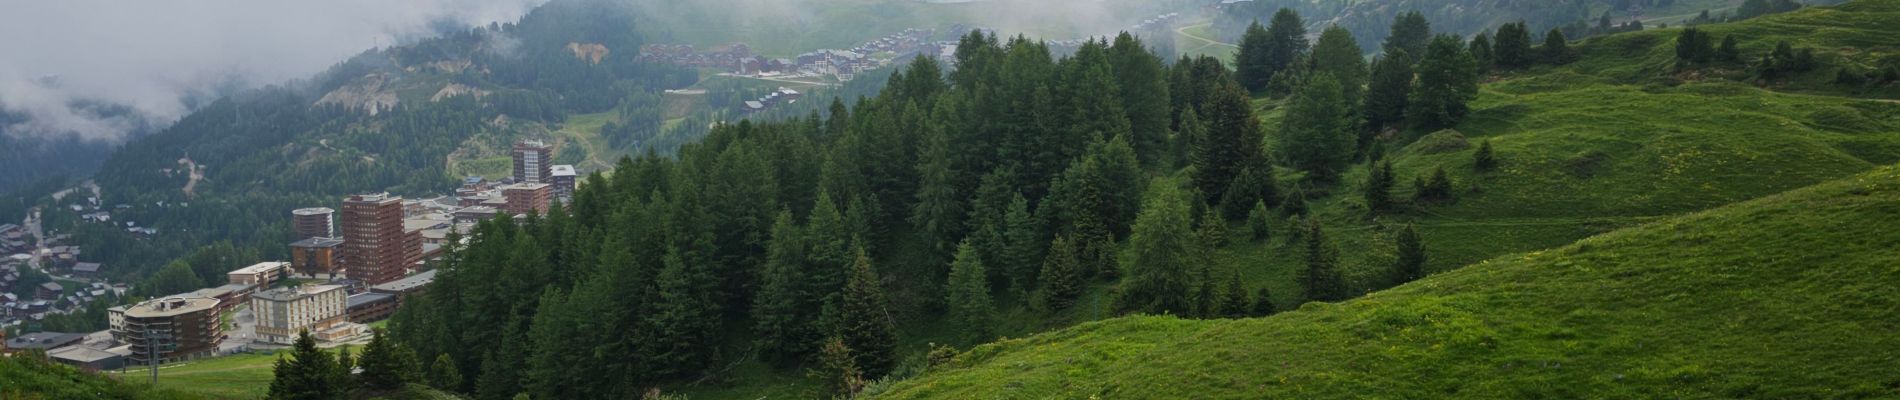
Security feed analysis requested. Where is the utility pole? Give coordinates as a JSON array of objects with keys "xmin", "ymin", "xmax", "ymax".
[{"xmin": 146, "ymin": 327, "xmax": 158, "ymax": 385}]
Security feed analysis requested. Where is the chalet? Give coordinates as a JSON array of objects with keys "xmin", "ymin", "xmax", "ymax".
[
  {"xmin": 70, "ymin": 262, "xmax": 101, "ymax": 278},
  {"xmin": 37, "ymin": 282, "xmax": 64, "ymax": 300}
]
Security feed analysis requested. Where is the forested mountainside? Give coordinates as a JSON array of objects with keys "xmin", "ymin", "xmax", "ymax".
[{"xmin": 381, "ymin": 0, "xmax": 1898, "ymax": 398}]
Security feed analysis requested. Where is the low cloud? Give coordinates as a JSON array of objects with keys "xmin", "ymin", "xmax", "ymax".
[{"xmin": 0, "ymin": 0, "xmax": 547, "ymax": 142}]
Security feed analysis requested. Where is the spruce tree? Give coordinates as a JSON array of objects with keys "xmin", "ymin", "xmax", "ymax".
[
  {"xmin": 1115, "ymin": 184, "xmax": 1195, "ymax": 315},
  {"xmin": 1364, "ymin": 160, "xmax": 1396, "ymax": 213},
  {"xmin": 945, "ymin": 240, "xmax": 995, "ymax": 345},
  {"xmin": 1235, "ymin": 21, "xmax": 1272, "ymax": 92},
  {"xmin": 1395, "ymin": 224, "xmax": 1427, "ymax": 283},
  {"xmin": 1196, "ymin": 207, "xmax": 1228, "ymax": 248},
  {"xmin": 814, "ymin": 336, "xmax": 864, "ymax": 398},
  {"xmin": 1251, "ymin": 286, "xmax": 1278, "ymax": 316},
  {"xmin": 1001, "ymin": 193, "xmax": 1042, "ymax": 291},
  {"xmin": 268, "ymin": 330, "xmax": 344, "ymax": 400},
  {"xmin": 1220, "ymin": 268, "xmax": 1252, "ymax": 318},
  {"xmin": 909, "ymin": 120, "xmax": 963, "ymax": 256},
  {"xmin": 1541, "ymin": 28, "xmax": 1574, "ymax": 65},
  {"xmin": 1281, "ymin": 186, "xmax": 1309, "ymax": 217},
  {"xmin": 754, "ymin": 210, "xmax": 816, "ymax": 365},
  {"xmin": 1364, "ymin": 55, "xmax": 1414, "ymax": 131},
  {"xmin": 1279, "ymin": 73, "xmax": 1356, "ymax": 180},
  {"xmin": 1719, "ymin": 35, "xmax": 1741, "ymax": 62},
  {"xmin": 1469, "ymin": 32, "xmax": 1495, "ymax": 71},
  {"xmin": 429, "ymin": 354, "xmax": 462, "ymax": 391},
  {"xmin": 1193, "ymin": 82, "xmax": 1267, "ymax": 202},
  {"xmin": 1311, "ymin": 25, "xmax": 1369, "ymax": 104},
  {"xmin": 334, "ymin": 346, "xmax": 355, "ymax": 392},
  {"xmin": 1408, "ymin": 35, "xmax": 1480, "ymax": 130},
  {"xmin": 1247, "ymin": 201, "xmax": 1273, "ymax": 241},
  {"xmin": 648, "ymin": 249, "xmax": 719, "ymax": 375},
  {"xmin": 808, "ymin": 191, "xmax": 852, "ymax": 313},
  {"xmin": 1414, "ymin": 166, "xmax": 1455, "ymax": 203},
  {"xmin": 1382, "ymin": 11, "xmax": 1432, "ymax": 65},
  {"xmin": 1108, "ymin": 32, "xmax": 1173, "ymax": 165},
  {"xmin": 1300, "ymin": 219, "xmax": 1348, "ymax": 302},
  {"xmin": 1262, "ymin": 8, "xmax": 1312, "ymax": 94},
  {"xmin": 1474, "ymin": 140, "xmax": 1498, "ymax": 172},
  {"xmin": 357, "ymin": 328, "xmax": 418, "ymax": 391},
  {"xmin": 1493, "ymin": 22, "xmax": 1534, "ymax": 69},
  {"xmin": 1037, "ymin": 236, "xmax": 1084, "ymax": 312},
  {"xmin": 1191, "ymin": 261, "xmax": 1220, "ymax": 318},
  {"xmin": 837, "ymin": 248, "xmax": 897, "ymax": 378},
  {"xmin": 1220, "ymin": 166, "xmax": 1278, "ymax": 221}
]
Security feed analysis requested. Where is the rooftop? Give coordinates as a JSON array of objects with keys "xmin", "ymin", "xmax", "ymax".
[
  {"xmin": 292, "ymin": 207, "xmax": 335, "ymax": 216},
  {"xmin": 346, "ymin": 292, "xmax": 396, "ymax": 308},
  {"xmin": 72, "ymin": 262, "xmax": 101, "ymax": 273},
  {"xmin": 253, "ymin": 284, "xmax": 344, "ymax": 302},
  {"xmin": 505, "ymin": 183, "xmax": 551, "ymax": 191},
  {"xmin": 551, "ymin": 165, "xmax": 577, "ymax": 177},
  {"xmin": 371, "ymin": 269, "xmax": 437, "ymax": 293},
  {"xmin": 123, "ymin": 296, "xmax": 219, "ymax": 318},
  {"xmin": 230, "ymin": 261, "xmax": 290, "ymax": 275},
  {"xmin": 6, "ymin": 332, "xmax": 85, "ymax": 350},
  {"xmin": 47, "ymin": 345, "xmax": 123, "ymax": 363},
  {"xmin": 291, "ymin": 237, "xmax": 345, "ymax": 248}
]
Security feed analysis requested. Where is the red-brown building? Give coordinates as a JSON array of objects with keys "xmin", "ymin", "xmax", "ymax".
[
  {"xmin": 503, "ymin": 183, "xmax": 552, "ymax": 216},
  {"xmin": 291, "ymin": 207, "xmax": 335, "ymax": 239},
  {"xmin": 513, "ymin": 140, "xmax": 553, "ymax": 184},
  {"xmin": 290, "ymin": 237, "xmax": 343, "ymax": 276},
  {"xmin": 342, "ymin": 193, "xmax": 416, "ymax": 285}
]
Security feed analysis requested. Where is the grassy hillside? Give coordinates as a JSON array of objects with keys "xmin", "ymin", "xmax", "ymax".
[
  {"xmin": 875, "ymin": 163, "xmax": 1900, "ymax": 399},
  {"xmin": 0, "ymin": 354, "xmax": 201, "ymax": 400}
]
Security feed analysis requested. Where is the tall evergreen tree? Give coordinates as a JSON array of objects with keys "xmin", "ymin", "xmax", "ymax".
[
  {"xmin": 909, "ymin": 119, "xmax": 963, "ymax": 256},
  {"xmin": 814, "ymin": 336, "xmax": 864, "ymax": 398},
  {"xmin": 1108, "ymin": 32, "xmax": 1173, "ymax": 165},
  {"xmin": 1279, "ymin": 73, "xmax": 1356, "ymax": 180},
  {"xmin": 1408, "ymin": 35, "xmax": 1480, "ymax": 130},
  {"xmin": 1364, "ymin": 160, "xmax": 1396, "ymax": 213},
  {"xmin": 1494, "ymin": 22, "xmax": 1534, "ymax": 69},
  {"xmin": 1220, "ymin": 267, "xmax": 1251, "ymax": 318},
  {"xmin": 1001, "ymin": 193, "xmax": 1042, "ymax": 292},
  {"xmin": 268, "ymin": 330, "xmax": 344, "ymax": 400},
  {"xmin": 754, "ymin": 211, "xmax": 817, "ymax": 365},
  {"xmin": 1116, "ymin": 184, "xmax": 1195, "ymax": 315},
  {"xmin": 1311, "ymin": 25, "xmax": 1369, "ymax": 108},
  {"xmin": 1300, "ymin": 219, "xmax": 1348, "ymax": 302},
  {"xmin": 1395, "ymin": 224, "xmax": 1427, "ymax": 283},
  {"xmin": 429, "ymin": 354, "xmax": 463, "ymax": 391},
  {"xmin": 1473, "ymin": 139, "xmax": 1498, "ymax": 172},
  {"xmin": 1193, "ymin": 82, "xmax": 1267, "ymax": 201},
  {"xmin": 945, "ymin": 240, "xmax": 995, "ymax": 345},
  {"xmin": 1220, "ymin": 166, "xmax": 1278, "ymax": 221},
  {"xmin": 1247, "ymin": 201, "xmax": 1273, "ymax": 241},
  {"xmin": 1252, "ymin": 286, "xmax": 1278, "ymax": 316},
  {"xmin": 1235, "ymin": 21, "xmax": 1274, "ymax": 92},
  {"xmin": 648, "ymin": 249, "xmax": 720, "ymax": 375},
  {"xmin": 1364, "ymin": 56, "xmax": 1414, "ymax": 131},
  {"xmin": 1469, "ymin": 32, "xmax": 1495, "ymax": 71},
  {"xmin": 1037, "ymin": 236, "xmax": 1085, "ymax": 312},
  {"xmin": 357, "ymin": 328, "xmax": 418, "ymax": 391},
  {"xmin": 837, "ymin": 248, "xmax": 897, "ymax": 378},
  {"xmin": 1382, "ymin": 11, "xmax": 1432, "ymax": 65},
  {"xmin": 1541, "ymin": 28, "xmax": 1574, "ymax": 65}
]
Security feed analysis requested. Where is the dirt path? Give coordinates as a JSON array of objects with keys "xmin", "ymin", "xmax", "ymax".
[
  {"xmin": 1176, "ymin": 22, "xmax": 1237, "ymax": 49},
  {"xmin": 178, "ymin": 156, "xmax": 205, "ymax": 198}
]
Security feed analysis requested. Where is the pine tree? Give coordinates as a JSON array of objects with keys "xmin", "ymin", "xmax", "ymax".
[
  {"xmin": 837, "ymin": 248, "xmax": 897, "ymax": 378},
  {"xmin": 1494, "ymin": 22, "xmax": 1534, "ymax": 69},
  {"xmin": 1196, "ymin": 207, "xmax": 1228, "ymax": 248},
  {"xmin": 1108, "ymin": 32, "xmax": 1173, "ymax": 165},
  {"xmin": 1220, "ymin": 166, "xmax": 1277, "ymax": 221},
  {"xmin": 1363, "ymin": 55, "xmax": 1414, "ymax": 131},
  {"xmin": 1220, "ymin": 268, "xmax": 1251, "ymax": 318},
  {"xmin": 1279, "ymin": 73, "xmax": 1356, "ymax": 180},
  {"xmin": 1001, "ymin": 193, "xmax": 1042, "ymax": 292},
  {"xmin": 1281, "ymin": 186, "xmax": 1309, "ymax": 217},
  {"xmin": 1414, "ymin": 166, "xmax": 1456, "ymax": 203},
  {"xmin": 1116, "ymin": 184, "xmax": 1194, "ymax": 315},
  {"xmin": 1311, "ymin": 25, "xmax": 1369, "ymax": 104},
  {"xmin": 268, "ymin": 330, "xmax": 344, "ymax": 400},
  {"xmin": 1263, "ymin": 8, "xmax": 1311, "ymax": 93},
  {"xmin": 357, "ymin": 328, "xmax": 418, "ymax": 391},
  {"xmin": 1382, "ymin": 11, "xmax": 1432, "ymax": 65},
  {"xmin": 1395, "ymin": 224, "xmax": 1427, "ymax": 283},
  {"xmin": 1364, "ymin": 160, "xmax": 1396, "ymax": 213},
  {"xmin": 648, "ymin": 249, "xmax": 719, "ymax": 375},
  {"xmin": 1408, "ymin": 34, "xmax": 1480, "ymax": 130},
  {"xmin": 1541, "ymin": 28, "xmax": 1574, "ymax": 65},
  {"xmin": 1193, "ymin": 82, "xmax": 1267, "ymax": 203},
  {"xmin": 1473, "ymin": 140, "xmax": 1498, "ymax": 172},
  {"xmin": 1251, "ymin": 287, "xmax": 1278, "ymax": 316},
  {"xmin": 1037, "ymin": 236, "xmax": 1084, "ymax": 312},
  {"xmin": 334, "ymin": 346, "xmax": 355, "ymax": 392},
  {"xmin": 813, "ymin": 336, "xmax": 864, "ymax": 398},
  {"xmin": 429, "ymin": 354, "xmax": 463, "ymax": 391},
  {"xmin": 1235, "ymin": 22, "xmax": 1273, "ymax": 92},
  {"xmin": 1247, "ymin": 201, "xmax": 1273, "ymax": 241},
  {"xmin": 1469, "ymin": 32, "xmax": 1495, "ymax": 72},
  {"xmin": 1718, "ymin": 34, "xmax": 1741, "ymax": 62},
  {"xmin": 808, "ymin": 191, "xmax": 852, "ymax": 313},
  {"xmin": 945, "ymin": 240, "xmax": 995, "ymax": 345},
  {"xmin": 754, "ymin": 210, "xmax": 816, "ymax": 365},
  {"xmin": 1300, "ymin": 219, "xmax": 1348, "ymax": 302},
  {"xmin": 1191, "ymin": 261, "xmax": 1220, "ymax": 318},
  {"xmin": 909, "ymin": 120, "xmax": 963, "ymax": 256}
]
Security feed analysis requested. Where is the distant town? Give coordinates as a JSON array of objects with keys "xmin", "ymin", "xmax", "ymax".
[{"xmin": 0, "ymin": 140, "xmax": 577, "ymax": 371}]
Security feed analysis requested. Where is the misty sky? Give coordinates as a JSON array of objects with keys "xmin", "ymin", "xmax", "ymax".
[{"xmin": 0, "ymin": 0, "xmax": 548, "ymax": 142}]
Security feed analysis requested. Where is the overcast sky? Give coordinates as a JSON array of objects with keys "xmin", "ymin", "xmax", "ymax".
[{"xmin": 0, "ymin": 0, "xmax": 547, "ymax": 142}]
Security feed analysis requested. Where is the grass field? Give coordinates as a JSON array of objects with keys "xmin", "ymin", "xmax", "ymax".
[
  {"xmin": 875, "ymin": 163, "xmax": 1900, "ymax": 399},
  {"xmin": 103, "ymin": 346, "xmax": 364, "ymax": 399}
]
